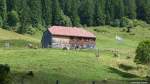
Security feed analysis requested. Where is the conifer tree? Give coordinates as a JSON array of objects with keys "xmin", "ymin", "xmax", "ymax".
[
  {"xmin": 18, "ymin": 0, "xmax": 31, "ymax": 34},
  {"xmin": 94, "ymin": 0, "xmax": 106, "ymax": 26},
  {"xmin": 0, "ymin": 0, "xmax": 150, "ymax": 33},
  {"xmin": 71, "ymin": 0, "xmax": 80, "ymax": 26},
  {"xmin": 52, "ymin": 0, "xmax": 71, "ymax": 26},
  {"xmin": 79, "ymin": 0, "xmax": 94, "ymax": 26},
  {"xmin": 128, "ymin": 0, "xmax": 136, "ymax": 19},
  {"xmin": 144, "ymin": 5, "xmax": 150, "ymax": 24},
  {"xmin": 124, "ymin": 0, "xmax": 136, "ymax": 19},
  {"xmin": 41, "ymin": 0, "xmax": 52, "ymax": 27},
  {"xmin": 29, "ymin": 0, "xmax": 42, "ymax": 27},
  {"xmin": 0, "ymin": 0, "xmax": 7, "ymax": 27},
  {"xmin": 105, "ymin": 0, "xmax": 114, "ymax": 24},
  {"xmin": 64, "ymin": 0, "xmax": 80, "ymax": 26},
  {"xmin": 6, "ymin": 0, "xmax": 16, "ymax": 11},
  {"xmin": 113, "ymin": 0, "xmax": 124, "ymax": 19}
]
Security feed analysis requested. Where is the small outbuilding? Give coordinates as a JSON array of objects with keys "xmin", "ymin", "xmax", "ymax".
[{"xmin": 41, "ymin": 26, "xmax": 96, "ymax": 49}]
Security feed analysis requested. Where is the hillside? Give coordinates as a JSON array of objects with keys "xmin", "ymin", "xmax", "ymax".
[
  {"xmin": 0, "ymin": 26, "xmax": 150, "ymax": 84},
  {"xmin": 0, "ymin": 28, "xmax": 40, "ymax": 48},
  {"xmin": 89, "ymin": 26, "xmax": 150, "ymax": 49},
  {"xmin": 0, "ymin": 28, "xmax": 40, "ymax": 42}
]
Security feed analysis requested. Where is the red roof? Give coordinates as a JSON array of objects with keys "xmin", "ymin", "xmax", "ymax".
[{"xmin": 48, "ymin": 26, "xmax": 96, "ymax": 38}]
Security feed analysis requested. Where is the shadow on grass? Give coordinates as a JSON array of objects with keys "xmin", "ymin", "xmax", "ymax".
[
  {"xmin": 108, "ymin": 67, "xmax": 139, "ymax": 78},
  {"xmin": 10, "ymin": 68, "xmax": 141, "ymax": 84}
]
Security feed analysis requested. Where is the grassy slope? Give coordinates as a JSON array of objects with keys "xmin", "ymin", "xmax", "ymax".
[
  {"xmin": 0, "ymin": 28, "xmax": 40, "ymax": 42},
  {"xmin": 0, "ymin": 28, "xmax": 40, "ymax": 48},
  {"xmin": 0, "ymin": 26, "xmax": 150, "ymax": 84},
  {"xmin": 0, "ymin": 49, "xmax": 124, "ymax": 84},
  {"xmin": 88, "ymin": 26, "xmax": 150, "ymax": 49}
]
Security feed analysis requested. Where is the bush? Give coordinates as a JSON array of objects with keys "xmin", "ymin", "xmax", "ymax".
[
  {"xmin": 144, "ymin": 5, "xmax": 150, "ymax": 24},
  {"xmin": 26, "ymin": 25, "xmax": 36, "ymax": 35},
  {"xmin": 0, "ymin": 64, "xmax": 10, "ymax": 84},
  {"xmin": 112, "ymin": 19, "xmax": 120, "ymax": 27},
  {"xmin": 120, "ymin": 17, "xmax": 129, "ymax": 27},
  {"xmin": 133, "ymin": 19, "xmax": 149, "ymax": 28},
  {"xmin": 134, "ymin": 40, "xmax": 150, "ymax": 64},
  {"xmin": 93, "ymin": 28, "xmax": 108, "ymax": 33},
  {"xmin": 36, "ymin": 24, "xmax": 45, "ymax": 31},
  {"xmin": 120, "ymin": 17, "xmax": 134, "ymax": 27},
  {"xmin": 118, "ymin": 63, "xmax": 136, "ymax": 71}
]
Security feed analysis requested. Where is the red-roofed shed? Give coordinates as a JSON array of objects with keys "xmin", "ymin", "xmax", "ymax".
[{"xmin": 41, "ymin": 26, "xmax": 96, "ymax": 49}]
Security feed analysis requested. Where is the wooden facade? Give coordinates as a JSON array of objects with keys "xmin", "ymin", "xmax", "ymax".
[
  {"xmin": 41, "ymin": 26, "xmax": 96, "ymax": 49},
  {"xmin": 51, "ymin": 35, "xmax": 96, "ymax": 49}
]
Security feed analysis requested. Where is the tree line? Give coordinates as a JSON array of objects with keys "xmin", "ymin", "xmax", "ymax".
[{"xmin": 0, "ymin": 0, "xmax": 150, "ymax": 34}]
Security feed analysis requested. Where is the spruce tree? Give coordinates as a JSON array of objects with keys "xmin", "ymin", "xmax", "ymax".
[
  {"xmin": 0, "ymin": 0, "xmax": 7, "ymax": 27},
  {"xmin": 94, "ymin": 0, "xmax": 105, "ymax": 26},
  {"xmin": 124, "ymin": 0, "xmax": 136, "ymax": 19},
  {"xmin": 113, "ymin": 0, "xmax": 124, "ymax": 19},
  {"xmin": 144, "ymin": 5, "xmax": 150, "ymax": 24},
  {"xmin": 71, "ymin": 0, "xmax": 80, "ymax": 26},
  {"xmin": 6, "ymin": 0, "xmax": 15, "ymax": 11},
  {"xmin": 79, "ymin": 0, "xmax": 94, "ymax": 26},
  {"xmin": 136, "ymin": 0, "xmax": 146, "ymax": 20},
  {"xmin": 136, "ymin": 0, "xmax": 150, "ymax": 23},
  {"xmin": 105, "ymin": 0, "xmax": 114, "ymax": 24},
  {"xmin": 0, "ymin": 0, "xmax": 150, "ymax": 32},
  {"xmin": 52, "ymin": 0, "xmax": 64, "ymax": 25},
  {"xmin": 64, "ymin": 0, "xmax": 80, "ymax": 26},
  {"xmin": 128, "ymin": 0, "xmax": 136, "ymax": 19},
  {"xmin": 59, "ymin": 0, "xmax": 66, "ymax": 11},
  {"xmin": 18, "ymin": 0, "xmax": 31, "ymax": 34},
  {"xmin": 29, "ymin": 0, "xmax": 42, "ymax": 27},
  {"xmin": 64, "ymin": 0, "xmax": 72, "ymax": 16},
  {"xmin": 41, "ymin": 0, "xmax": 52, "ymax": 27},
  {"xmin": 13, "ymin": 0, "xmax": 22, "ymax": 11}
]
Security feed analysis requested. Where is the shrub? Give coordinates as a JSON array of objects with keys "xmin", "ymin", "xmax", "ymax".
[
  {"xmin": 129, "ymin": 33, "xmax": 136, "ymax": 36},
  {"xmin": 110, "ymin": 19, "xmax": 120, "ymax": 27},
  {"xmin": 26, "ymin": 25, "xmax": 36, "ymax": 35},
  {"xmin": 133, "ymin": 19, "xmax": 149, "ymax": 28},
  {"xmin": 36, "ymin": 24, "xmax": 45, "ymax": 31},
  {"xmin": 0, "ymin": 64, "xmax": 10, "ymax": 84},
  {"xmin": 118, "ymin": 63, "xmax": 136, "ymax": 71},
  {"xmin": 120, "ymin": 17, "xmax": 129, "ymax": 27},
  {"xmin": 134, "ymin": 40, "xmax": 150, "ymax": 64},
  {"xmin": 120, "ymin": 17, "xmax": 134, "ymax": 27},
  {"xmin": 93, "ymin": 28, "xmax": 108, "ymax": 33}
]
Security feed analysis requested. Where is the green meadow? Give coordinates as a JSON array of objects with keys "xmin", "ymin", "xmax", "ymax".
[{"xmin": 0, "ymin": 26, "xmax": 150, "ymax": 84}]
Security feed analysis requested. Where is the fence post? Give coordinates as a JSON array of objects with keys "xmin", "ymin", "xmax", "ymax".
[{"xmin": 56, "ymin": 80, "xmax": 59, "ymax": 84}]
